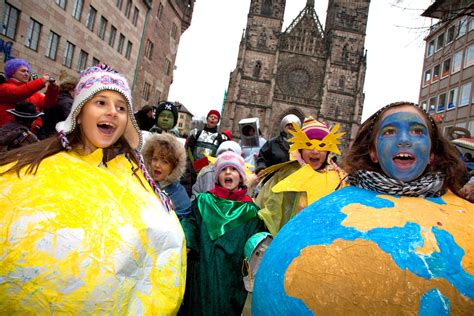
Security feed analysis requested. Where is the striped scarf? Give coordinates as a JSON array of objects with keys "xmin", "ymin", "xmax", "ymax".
[{"xmin": 348, "ymin": 170, "xmax": 446, "ymax": 197}]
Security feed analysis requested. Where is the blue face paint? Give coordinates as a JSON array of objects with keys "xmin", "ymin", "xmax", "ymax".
[{"xmin": 376, "ymin": 112, "xmax": 431, "ymax": 182}]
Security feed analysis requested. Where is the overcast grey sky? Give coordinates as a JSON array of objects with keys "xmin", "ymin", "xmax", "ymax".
[{"xmin": 168, "ymin": 0, "xmax": 435, "ymax": 121}]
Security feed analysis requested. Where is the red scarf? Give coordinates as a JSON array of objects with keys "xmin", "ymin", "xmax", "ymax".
[{"xmin": 209, "ymin": 185, "xmax": 253, "ymax": 202}]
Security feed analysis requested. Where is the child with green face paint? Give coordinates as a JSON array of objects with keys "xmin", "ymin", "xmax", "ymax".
[{"xmin": 150, "ymin": 101, "xmax": 178, "ymax": 134}]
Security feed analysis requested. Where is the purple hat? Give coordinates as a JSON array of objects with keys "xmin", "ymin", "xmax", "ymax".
[
  {"xmin": 4, "ymin": 58, "xmax": 32, "ymax": 79},
  {"xmin": 214, "ymin": 151, "xmax": 246, "ymax": 184}
]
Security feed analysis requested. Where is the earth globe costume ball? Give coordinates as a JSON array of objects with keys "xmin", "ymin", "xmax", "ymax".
[{"xmin": 252, "ymin": 186, "xmax": 474, "ymax": 315}]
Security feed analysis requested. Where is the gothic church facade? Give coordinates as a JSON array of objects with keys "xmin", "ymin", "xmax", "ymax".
[{"xmin": 220, "ymin": 0, "xmax": 370, "ymax": 143}]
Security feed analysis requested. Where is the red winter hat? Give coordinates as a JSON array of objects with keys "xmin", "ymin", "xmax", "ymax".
[{"xmin": 207, "ymin": 110, "xmax": 221, "ymax": 122}]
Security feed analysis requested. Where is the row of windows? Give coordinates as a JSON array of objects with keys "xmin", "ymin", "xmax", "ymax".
[
  {"xmin": 1, "ymin": 3, "xmax": 134, "ymax": 69},
  {"xmin": 444, "ymin": 120, "xmax": 474, "ymax": 139},
  {"xmin": 423, "ymin": 44, "xmax": 474, "ymax": 85},
  {"xmin": 426, "ymin": 16, "xmax": 474, "ymax": 57},
  {"xmin": 421, "ymin": 81, "xmax": 472, "ymax": 114}
]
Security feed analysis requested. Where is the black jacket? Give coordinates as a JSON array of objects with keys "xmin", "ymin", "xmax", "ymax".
[{"xmin": 255, "ymin": 132, "xmax": 290, "ymax": 174}]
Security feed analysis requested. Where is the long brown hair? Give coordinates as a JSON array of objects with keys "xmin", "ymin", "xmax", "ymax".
[
  {"xmin": 0, "ymin": 129, "xmax": 139, "ymax": 177},
  {"xmin": 342, "ymin": 102, "xmax": 467, "ymax": 194}
]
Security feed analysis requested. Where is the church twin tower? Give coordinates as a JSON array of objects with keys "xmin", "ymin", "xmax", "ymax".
[{"xmin": 220, "ymin": 0, "xmax": 370, "ymax": 142}]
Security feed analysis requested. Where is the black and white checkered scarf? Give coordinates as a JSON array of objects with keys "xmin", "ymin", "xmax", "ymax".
[{"xmin": 348, "ymin": 170, "xmax": 446, "ymax": 197}]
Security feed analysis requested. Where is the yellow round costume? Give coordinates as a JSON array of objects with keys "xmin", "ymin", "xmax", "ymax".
[{"xmin": 0, "ymin": 149, "xmax": 186, "ymax": 315}]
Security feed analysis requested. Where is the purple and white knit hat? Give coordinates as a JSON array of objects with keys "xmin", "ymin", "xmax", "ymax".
[
  {"xmin": 214, "ymin": 151, "xmax": 246, "ymax": 184},
  {"xmin": 56, "ymin": 64, "xmax": 142, "ymax": 150}
]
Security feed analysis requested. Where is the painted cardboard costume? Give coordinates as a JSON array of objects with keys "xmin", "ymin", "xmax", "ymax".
[{"xmin": 0, "ymin": 65, "xmax": 186, "ymax": 314}]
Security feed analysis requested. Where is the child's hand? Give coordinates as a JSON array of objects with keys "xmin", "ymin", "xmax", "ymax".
[
  {"xmin": 459, "ymin": 183, "xmax": 474, "ymax": 203},
  {"xmin": 186, "ymin": 248, "xmax": 190, "ymax": 254}
]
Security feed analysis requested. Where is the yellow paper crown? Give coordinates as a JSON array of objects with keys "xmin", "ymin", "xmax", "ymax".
[{"xmin": 288, "ymin": 117, "xmax": 345, "ymax": 155}]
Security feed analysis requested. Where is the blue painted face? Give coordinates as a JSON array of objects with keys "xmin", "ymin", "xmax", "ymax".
[{"xmin": 375, "ymin": 112, "xmax": 431, "ymax": 182}]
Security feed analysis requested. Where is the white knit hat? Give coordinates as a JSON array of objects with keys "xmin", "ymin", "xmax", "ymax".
[
  {"xmin": 56, "ymin": 64, "xmax": 142, "ymax": 150},
  {"xmin": 216, "ymin": 140, "xmax": 242, "ymax": 156}
]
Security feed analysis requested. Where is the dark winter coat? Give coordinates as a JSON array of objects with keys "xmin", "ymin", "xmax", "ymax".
[{"xmin": 255, "ymin": 131, "xmax": 291, "ymax": 174}]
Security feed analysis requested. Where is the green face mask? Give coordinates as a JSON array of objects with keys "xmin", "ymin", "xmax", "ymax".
[{"xmin": 157, "ymin": 110, "xmax": 175, "ymax": 130}]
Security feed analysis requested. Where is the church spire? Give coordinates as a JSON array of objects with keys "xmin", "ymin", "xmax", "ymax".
[{"xmin": 307, "ymin": 0, "xmax": 314, "ymax": 7}]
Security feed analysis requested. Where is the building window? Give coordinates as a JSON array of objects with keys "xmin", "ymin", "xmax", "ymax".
[
  {"xmin": 468, "ymin": 120, "xmax": 474, "ymax": 137},
  {"xmin": 63, "ymin": 41, "xmax": 75, "ymax": 68},
  {"xmin": 109, "ymin": 25, "xmax": 117, "ymax": 47},
  {"xmin": 116, "ymin": 0, "xmax": 123, "ymax": 10},
  {"xmin": 459, "ymin": 82, "xmax": 471, "ymax": 107},
  {"xmin": 142, "ymin": 82, "xmax": 151, "ymax": 101},
  {"xmin": 145, "ymin": 40, "xmax": 153, "ymax": 59},
  {"xmin": 471, "ymin": 17, "xmax": 474, "ymax": 31},
  {"xmin": 423, "ymin": 69, "xmax": 431, "ymax": 85},
  {"xmin": 464, "ymin": 44, "xmax": 474, "ymax": 68},
  {"xmin": 432, "ymin": 64, "xmax": 440, "ymax": 82},
  {"xmin": 427, "ymin": 40, "xmax": 435, "ymax": 57},
  {"xmin": 171, "ymin": 22, "xmax": 177, "ymax": 39},
  {"xmin": 97, "ymin": 16, "xmax": 107, "ymax": 39},
  {"xmin": 78, "ymin": 49, "xmax": 88, "ymax": 71},
  {"xmin": 452, "ymin": 50, "xmax": 463, "ymax": 73},
  {"xmin": 85, "ymin": 6, "xmax": 97, "ymax": 31},
  {"xmin": 157, "ymin": 2, "xmax": 163, "ymax": 20},
  {"xmin": 429, "ymin": 96, "xmax": 437, "ymax": 113},
  {"xmin": 124, "ymin": 0, "xmax": 132, "ymax": 18},
  {"xmin": 125, "ymin": 40, "xmax": 132, "ymax": 60},
  {"xmin": 55, "ymin": 0, "xmax": 67, "ymax": 9},
  {"xmin": 117, "ymin": 33, "xmax": 125, "ymax": 54},
  {"xmin": 436, "ymin": 32, "xmax": 444, "ymax": 51},
  {"xmin": 421, "ymin": 100, "xmax": 427, "ymax": 111},
  {"xmin": 446, "ymin": 25, "xmax": 455, "ymax": 44},
  {"xmin": 72, "ymin": 0, "xmax": 83, "ymax": 21},
  {"xmin": 164, "ymin": 58, "xmax": 171, "ymax": 75},
  {"xmin": 132, "ymin": 7, "xmax": 139, "ymax": 26},
  {"xmin": 442, "ymin": 58, "xmax": 451, "ymax": 77},
  {"xmin": 155, "ymin": 90, "xmax": 161, "ymax": 103},
  {"xmin": 448, "ymin": 88, "xmax": 457, "ymax": 110},
  {"xmin": 25, "ymin": 18, "xmax": 42, "ymax": 51},
  {"xmin": 1, "ymin": 3, "xmax": 20, "ymax": 39},
  {"xmin": 437, "ymin": 93, "xmax": 446, "ymax": 113},
  {"xmin": 458, "ymin": 16, "xmax": 468, "ymax": 38},
  {"xmin": 45, "ymin": 31, "xmax": 60, "ymax": 60},
  {"xmin": 92, "ymin": 57, "xmax": 100, "ymax": 66}
]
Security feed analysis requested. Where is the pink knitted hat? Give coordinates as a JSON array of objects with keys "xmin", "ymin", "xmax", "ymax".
[
  {"xmin": 301, "ymin": 117, "xmax": 330, "ymax": 140},
  {"xmin": 214, "ymin": 151, "xmax": 246, "ymax": 184}
]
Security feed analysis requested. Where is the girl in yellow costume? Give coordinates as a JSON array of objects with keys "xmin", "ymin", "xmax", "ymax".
[
  {"xmin": 255, "ymin": 117, "xmax": 346, "ymax": 236},
  {"xmin": 0, "ymin": 64, "xmax": 186, "ymax": 315}
]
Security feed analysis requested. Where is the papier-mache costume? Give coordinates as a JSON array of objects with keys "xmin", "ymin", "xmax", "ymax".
[
  {"xmin": 180, "ymin": 151, "xmax": 265, "ymax": 316},
  {"xmin": 255, "ymin": 116, "xmax": 347, "ymax": 236},
  {"xmin": 252, "ymin": 102, "xmax": 474, "ymax": 314},
  {"xmin": 0, "ymin": 65, "xmax": 186, "ymax": 314}
]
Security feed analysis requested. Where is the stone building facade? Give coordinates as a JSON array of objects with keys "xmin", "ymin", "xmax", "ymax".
[
  {"xmin": 220, "ymin": 0, "xmax": 370, "ymax": 143},
  {"xmin": 0, "ymin": 0, "xmax": 194, "ymax": 112}
]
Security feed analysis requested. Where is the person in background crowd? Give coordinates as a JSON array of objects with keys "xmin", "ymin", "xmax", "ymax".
[
  {"xmin": 134, "ymin": 105, "xmax": 155, "ymax": 131},
  {"xmin": 182, "ymin": 109, "xmax": 229, "ymax": 196},
  {"xmin": 0, "ymin": 102, "xmax": 42, "ymax": 151},
  {"xmin": 180, "ymin": 151, "xmax": 264, "ymax": 316},
  {"xmin": 0, "ymin": 64, "xmax": 185, "ymax": 314},
  {"xmin": 255, "ymin": 114, "xmax": 301, "ymax": 176},
  {"xmin": 142, "ymin": 132, "xmax": 192, "ymax": 220},
  {"xmin": 42, "ymin": 76, "xmax": 78, "ymax": 136},
  {"xmin": 191, "ymin": 140, "xmax": 243, "ymax": 200},
  {"xmin": 0, "ymin": 58, "xmax": 59, "ymax": 138},
  {"xmin": 150, "ymin": 101, "xmax": 179, "ymax": 134},
  {"xmin": 255, "ymin": 117, "xmax": 346, "ymax": 236},
  {"xmin": 222, "ymin": 129, "xmax": 232, "ymax": 140}
]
